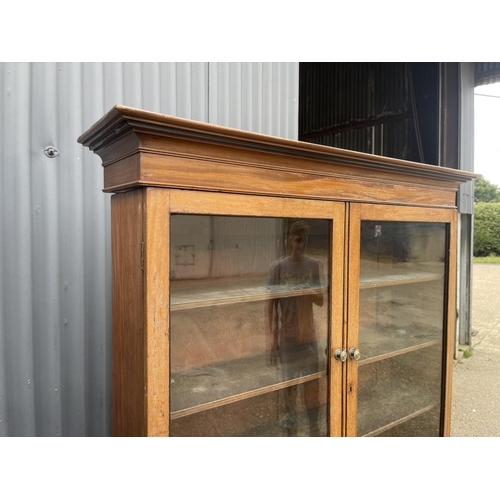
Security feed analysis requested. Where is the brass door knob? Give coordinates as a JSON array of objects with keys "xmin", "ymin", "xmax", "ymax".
[
  {"xmin": 334, "ymin": 349, "xmax": 348, "ymax": 362},
  {"xmin": 349, "ymin": 347, "xmax": 361, "ymax": 361}
]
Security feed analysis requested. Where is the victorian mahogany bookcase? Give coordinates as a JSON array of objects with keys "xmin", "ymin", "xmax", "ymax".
[{"xmin": 79, "ymin": 105, "xmax": 478, "ymax": 437}]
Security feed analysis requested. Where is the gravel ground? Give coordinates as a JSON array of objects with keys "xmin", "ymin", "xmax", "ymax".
[{"xmin": 451, "ymin": 264, "xmax": 500, "ymax": 437}]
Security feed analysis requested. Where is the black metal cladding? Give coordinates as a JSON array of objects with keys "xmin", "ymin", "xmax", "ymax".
[
  {"xmin": 298, "ymin": 62, "xmax": 439, "ymax": 165},
  {"xmin": 475, "ymin": 62, "xmax": 500, "ymax": 87}
]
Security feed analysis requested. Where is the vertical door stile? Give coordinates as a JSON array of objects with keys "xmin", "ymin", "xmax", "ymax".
[
  {"xmin": 329, "ymin": 206, "xmax": 345, "ymax": 437},
  {"xmin": 143, "ymin": 187, "xmax": 171, "ymax": 436},
  {"xmin": 346, "ymin": 203, "xmax": 361, "ymax": 437},
  {"xmin": 443, "ymin": 210, "xmax": 457, "ymax": 436}
]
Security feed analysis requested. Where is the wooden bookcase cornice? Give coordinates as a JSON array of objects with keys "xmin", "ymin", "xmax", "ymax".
[{"xmin": 78, "ymin": 105, "xmax": 479, "ymax": 207}]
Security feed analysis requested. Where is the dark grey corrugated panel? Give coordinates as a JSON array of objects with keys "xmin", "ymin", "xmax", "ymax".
[
  {"xmin": 475, "ymin": 62, "xmax": 500, "ymax": 87},
  {"xmin": 299, "ymin": 62, "xmax": 415, "ymax": 161},
  {"xmin": 0, "ymin": 62, "xmax": 299, "ymax": 436}
]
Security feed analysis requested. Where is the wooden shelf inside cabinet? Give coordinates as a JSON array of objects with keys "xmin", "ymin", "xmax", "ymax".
[
  {"xmin": 360, "ymin": 271, "xmax": 442, "ymax": 289},
  {"xmin": 171, "ymin": 282, "xmax": 327, "ymax": 311},
  {"xmin": 362, "ymin": 404, "xmax": 439, "ymax": 437},
  {"xmin": 359, "ymin": 261, "xmax": 444, "ymax": 290},
  {"xmin": 170, "ymin": 341, "xmax": 327, "ymax": 419},
  {"xmin": 359, "ymin": 335, "xmax": 441, "ymax": 366}
]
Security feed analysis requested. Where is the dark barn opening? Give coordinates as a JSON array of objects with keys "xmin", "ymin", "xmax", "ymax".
[{"xmin": 298, "ymin": 62, "xmax": 440, "ymax": 166}]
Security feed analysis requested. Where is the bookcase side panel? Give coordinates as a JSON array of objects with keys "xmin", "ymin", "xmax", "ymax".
[{"xmin": 111, "ymin": 190, "xmax": 146, "ymax": 436}]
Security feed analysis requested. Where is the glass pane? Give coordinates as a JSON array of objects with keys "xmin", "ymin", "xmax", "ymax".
[
  {"xmin": 170, "ymin": 379, "xmax": 328, "ymax": 437},
  {"xmin": 357, "ymin": 221, "xmax": 447, "ymax": 437},
  {"xmin": 170, "ymin": 216, "xmax": 331, "ymax": 437}
]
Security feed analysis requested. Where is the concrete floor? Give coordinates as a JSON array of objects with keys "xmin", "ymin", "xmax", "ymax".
[{"xmin": 451, "ymin": 264, "xmax": 500, "ymax": 437}]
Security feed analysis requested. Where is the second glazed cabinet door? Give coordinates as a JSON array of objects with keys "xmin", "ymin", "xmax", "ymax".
[
  {"xmin": 165, "ymin": 191, "xmax": 455, "ymax": 437},
  {"xmin": 347, "ymin": 204, "xmax": 456, "ymax": 437}
]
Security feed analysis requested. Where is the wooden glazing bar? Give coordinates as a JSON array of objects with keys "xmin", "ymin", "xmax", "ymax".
[
  {"xmin": 169, "ymin": 188, "xmax": 342, "ymax": 218},
  {"xmin": 358, "ymin": 204, "xmax": 454, "ymax": 223}
]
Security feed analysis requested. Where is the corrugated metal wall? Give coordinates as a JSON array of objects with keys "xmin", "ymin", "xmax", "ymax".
[
  {"xmin": 475, "ymin": 62, "xmax": 500, "ymax": 87},
  {"xmin": 459, "ymin": 62, "xmax": 475, "ymax": 214},
  {"xmin": 0, "ymin": 62, "xmax": 299, "ymax": 436}
]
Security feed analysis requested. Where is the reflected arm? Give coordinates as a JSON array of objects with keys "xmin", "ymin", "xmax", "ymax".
[
  {"xmin": 312, "ymin": 260, "xmax": 324, "ymax": 307},
  {"xmin": 266, "ymin": 298, "xmax": 280, "ymax": 365}
]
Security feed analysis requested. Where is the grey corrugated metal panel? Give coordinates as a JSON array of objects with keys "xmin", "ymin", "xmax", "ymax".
[
  {"xmin": 60, "ymin": 63, "xmax": 94, "ymax": 436},
  {"xmin": 0, "ymin": 64, "xmax": 7, "ymax": 436},
  {"xmin": 459, "ymin": 63, "xmax": 475, "ymax": 215},
  {"xmin": 82, "ymin": 63, "xmax": 113, "ymax": 437},
  {"xmin": 167, "ymin": 62, "xmax": 208, "ymax": 120},
  {"xmin": 123, "ymin": 62, "xmax": 143, "ymax": 108},
  {"xmin": 261, "ymin": 63, "xmax": 274, "ymax": 134},
  {"xmin": 209, "ymin": 62, "xmax": 230, "ymax": 127},
  {"xmin": 208, "ymin": 62, "xmax": 299, "ymax": 139},
  {"xmin": 2, "ymin": 62, "xmax": 36, "ymax": 436},
  {"xmin": 30, "ymin": 62, "xmax": 64, "ymax": 437},
  {"xmin": 98, "ymin": 62, "xmax": 209, "ymax": 121},
  {"xmin": 273, "ymin": 63, "xmax": 287, "ymax": 138},
  {"xmin": 282, "ymin": 62, "xmax": 298, "ymax": 139},
  {"xmin": 229, "ymin": 63, "xmax": 243, "ymax": 129},
  {"xmin": 141, "ymin": 62, "xmax": 162, "ymax": 110},
  {"xmin": 0, "ymin": 62, "xmax": 5, "ymax": 435},
  {"xmin": 241, "ymin": 63, "xmax": 254, "ymax": 132},
  {"xmin": 1, "ymin": 61, "xmax": 299, "ymax": 436}
]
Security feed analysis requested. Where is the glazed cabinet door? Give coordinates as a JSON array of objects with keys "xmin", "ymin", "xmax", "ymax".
[
  {"xmin": 347, "ymin": 204, "xmax": 457, "ymax": 437},
  {"xmin": 164, "ymin": 189, "xmax": 345, "ymax": 437}
]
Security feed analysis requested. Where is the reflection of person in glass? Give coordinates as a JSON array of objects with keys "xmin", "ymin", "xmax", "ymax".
[{"xmin": 266, "ymin": 221, "xmax": 324, "ymax": 436}]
